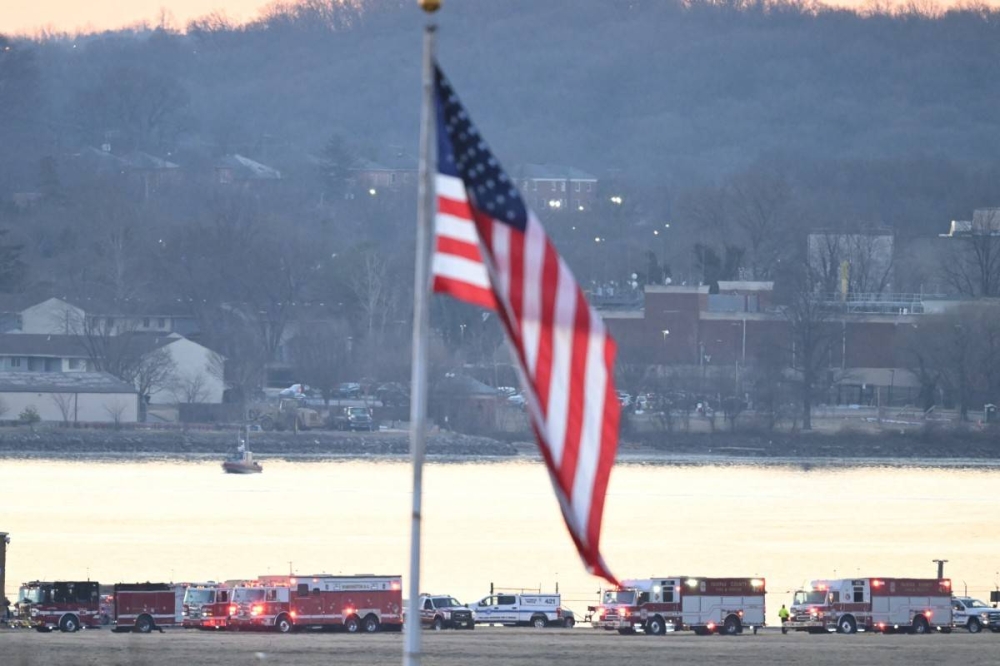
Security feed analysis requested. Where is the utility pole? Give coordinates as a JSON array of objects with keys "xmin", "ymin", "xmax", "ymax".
[
  {"xmin": 1, "ymin": 532, "xmax": 9, "ymax": 614},
  {"xmin": 932, "ymin": 559, "xmax": 948, "ymax": 579}
]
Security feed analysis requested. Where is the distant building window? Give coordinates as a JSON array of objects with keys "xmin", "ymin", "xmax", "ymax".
[
  {"xmin": 560, "ymin": 181, "xmax": 566, "ymax": 192},
  {"xmin": 532, "ymin": 181, "xmax": 538, "ymax": 192},
  {"xmin": 575, "ymin": 181, "xmax": 581, "ymax": 192},
  {"xmin": 10, "ymin": 357, "xmax": 21, "ymax": 368},
  {"xmin": 158, "ymin": 318, "xmax": 167, "ymax": 328},
  {"xmin": 105, "ymin": 317, "xmax": 113, "ymax": 329},
  {"xmin": 143, "ymin": 317, "xmax": 150, "ymax": 328},
  {"xmin": 586, "ymin": 183, "xmax": 593, "ymax": 192},
  {"xmin": 68, "ymin": 359, "xmax": 83, "ymax": 370},
  {"xmin": 390, "ymin": 173, "xmax": 397, "ymax": 184},
  {"xmin": 551, "ymin": 182, "xmax": 557, "ymax": 192}
]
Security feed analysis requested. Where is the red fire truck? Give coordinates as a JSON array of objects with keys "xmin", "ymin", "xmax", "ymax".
[
  {"xmin": 229, "ymin": 574, "xmax": 403, "ymax": 633},
  {"xmin": 112, "ymin": 583, "xmax": 184, "ymax": 633},
  {"xmin": 591, "ymin": 577, "xmax": 766, "ymax": 635},
  {"xmin": 14, "ymin": 580, "xmax": 102, "ymax": 632},
  {"xmin": 229, "ymin": 578, "xmax": 292, "ymax": 632},
  {"xmin": 182, "ymin": 583, "xmax": 234, "ymax": 629},
  {"xmin": 786, "ymin": 578, "xmax": 953, "ymax": 634}
]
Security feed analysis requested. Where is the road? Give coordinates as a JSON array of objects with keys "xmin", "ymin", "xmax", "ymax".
[{"xmin": 2, "ymin": 627, "xmax": 998, "ymax": 666}]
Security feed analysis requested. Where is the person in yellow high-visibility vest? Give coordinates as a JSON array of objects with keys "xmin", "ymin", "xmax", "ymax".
[{"xmin": 778, "ymin": 604, "xmax": 790, "ymax": 634}]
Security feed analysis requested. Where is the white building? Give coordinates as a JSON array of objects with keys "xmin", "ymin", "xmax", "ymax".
[{"xmin": 0, "ymin": 372, "xmax": 139, "ymax": 424}]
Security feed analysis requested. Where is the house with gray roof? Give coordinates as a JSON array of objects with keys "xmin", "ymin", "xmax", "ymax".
[
  {"xmin": 0, "ymin": 371, "xmax": 138, "ymax": 424},
  {"xmin": 215, "ymin": 154, "xmax": 282, "ymax": 184}
]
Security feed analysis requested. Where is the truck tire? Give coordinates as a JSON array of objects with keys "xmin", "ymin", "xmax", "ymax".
[
  {"xmin": 134, "ymin": 615, "xmax": 154, "ymax": 634},
  {"xmin": 911, "ymin": 615, "xmax": 929, "ymax": 635},
  {"xmin": 275, "ymin": 614, "xmax": 292, "ymax": 634},
  {"xmin": 646, "ymin": 616, "xmax": 666, "ymax": 636},
  {"xmin": 967, "ymin": 618, "xmax": 982, "ymax": 634},
  {"xmin": 59, "ymin": 614, "xmax": 80, "ymax": 633},
  {"xmin": 432, "ymin": 617, "xmax": 444, "ymax": 631},
  {"xmin": 345, "ymin": 615, "xmax": 361, "ymax": 633},
  {"xmin": 363, "ymin": 615, "xmax": 380, "ymax": 633},
  {"xmin": 260, "ymin": 416, "xmax": 275, "ymax": 431},
  {"xmin": 723, "ymin": 615, "xmax": 741, "ymax": 636},
  {"xmin": 563, "ymin": 617, "xmax": 575, "ymax": 629},
  {"xmin": 837, "ymin": 615, "xmax": 857, "ymax": 635},
  {"xmin": 531, "ymin": 615, "xmax": 548, "ymax": 629}
]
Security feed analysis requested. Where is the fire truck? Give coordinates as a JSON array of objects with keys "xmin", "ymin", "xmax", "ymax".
[
  {"xmin": 14, "ymin": 580, "xmax": 102, "ymax": 632},
  {"xmin": 591, "ymin": 577, "xmax": 766, "ymax": 635},
  {"xmin": 182, "ymin": 583, "xmax": 234, "ymax": 629},
  {"xmin": 112, "ymin": 583, "xmax": 185, "ymax": 633},
  {"xmin": 785, "ymin": 578, "xmax": 953, "ymax": 634},
  {"xmin": 230, "ymin": 574, "xmax": 403, "ymax": 633}
]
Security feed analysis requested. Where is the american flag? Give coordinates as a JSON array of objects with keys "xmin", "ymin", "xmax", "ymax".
[{"xmin": 430, "ymin": 64, "xmax": 620, "ymax": 585}]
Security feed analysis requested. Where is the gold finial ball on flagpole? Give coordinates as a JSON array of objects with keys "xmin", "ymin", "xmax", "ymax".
[{"xmin": 419, "ymin": 0, "xmax": 441, "ymax": 13}]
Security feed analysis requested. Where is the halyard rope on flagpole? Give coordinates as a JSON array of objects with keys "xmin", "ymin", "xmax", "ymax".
[{"xmin": 404, "ymin": 2, "xmax": 438, "ymax": 665}]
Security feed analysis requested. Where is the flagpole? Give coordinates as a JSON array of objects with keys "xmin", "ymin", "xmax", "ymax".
[{"xmin": 404, "ymin": 11, "xmax": 437, "ymax": 666}]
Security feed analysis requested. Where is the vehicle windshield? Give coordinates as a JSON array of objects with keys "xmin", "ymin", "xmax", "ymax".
[
  {"xmin": 603, "ymin": 590, "xmax": 636, "ymax": 605},
  {"xmin": 793, "ymin": 590, "xmax": 827, "ymax": 605},
  {"xmin": 348, "ymin": 408, "xmax": 369, "ymax": 416},
  {"xmin": 234, "ymin": 588, "xmax": 266, "ymax": 602},
  {"xmin": 18, "ymin": 586, "xmax": 43, "ymax": 603},
  {"xmin": 184, "ymin": 589, "xmax": 216, "ymax": 605},
  {"xmin": 432, "ymin": 597, "xmax": 463, "ymax": 608},
  {"xmin": 966, "ymin": 599, "xmax": 990, "ymax": 608}
]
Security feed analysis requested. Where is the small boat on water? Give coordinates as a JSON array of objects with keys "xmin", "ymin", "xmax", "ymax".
[{"xmin": 222, "ymin": 428, "xmax": 262, "ymax": 474}]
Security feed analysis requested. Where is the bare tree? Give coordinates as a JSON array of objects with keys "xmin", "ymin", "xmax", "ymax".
[
  {"xmin": 808, "ymin": 230, "xmax": 895, "ymax": 297},
  {"xmin": 172, "ymin": 373, "xmax": 209, "ymax": 404},
  {"xmin": 49, "ymin": 393, "xmax": 75, "ymax": 425},
  {"xmin": 727, "ymin": 165, "xmax": 795, "ymax": 280},
  {"xmin": 104, "ymin": 399, "xmax": 129, "ymax": 430},
  {"xmin": 781, "ymin": 263, "xmax": 838, "ymax": 430},
  {"xmin": 0, "ymin": 396, "xmax": 7, "ymax": 420},
  {"xmin": 289, "ymin": 320, "xmax": 351, "ymax": 405},
  {"xmin": 350, "ymin": 249, "xmax": 394, "ymax": 340},
  {"xmin": 942, "ymin": 209, "xmax": 1000, "ymax": 298},
  {"xmin": 70, "ymin": 314, "xmax": 176, "ymax": 418}
]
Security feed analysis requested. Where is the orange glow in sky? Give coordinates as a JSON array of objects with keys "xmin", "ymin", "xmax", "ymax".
[
  {"xmin": 2, "ymin": 0, "xmax": 998, "ymax": 36},
  {"xmin": 2, "ymin": 1, "xmax": 276, "ymax": 36}
]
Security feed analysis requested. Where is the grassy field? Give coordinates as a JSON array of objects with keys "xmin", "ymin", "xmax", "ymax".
[{"xmin": 2, "ymin": 627, "xmax": 999, "ymax": 666}]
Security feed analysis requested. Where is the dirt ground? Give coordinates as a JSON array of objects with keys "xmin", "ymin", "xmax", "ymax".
[{"xmin": 2, "ymin": 627, "xmax": 998, "ymax": 666}]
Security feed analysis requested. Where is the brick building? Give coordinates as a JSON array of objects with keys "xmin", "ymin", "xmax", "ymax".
[{"xmin": 600, "ymin": 282, "xmax": 936, "ymax": 405}]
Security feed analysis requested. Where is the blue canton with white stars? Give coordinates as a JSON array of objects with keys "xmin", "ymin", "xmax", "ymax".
[{"xmin": 435, "ymin": 64, "xmax": 528, "ymax": 232}]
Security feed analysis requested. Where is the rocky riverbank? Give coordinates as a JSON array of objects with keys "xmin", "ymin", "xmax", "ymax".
[
  {"xmin": 0, "ymin": 425, "xmax": 998, "ymax": 463},
  {"xmin": 0, "ymin": 427, "xmax": 518, "ymax": 459},
  {"xmin": 621, "ymin": 428, "xmax": 1000, "ymax": 461}
]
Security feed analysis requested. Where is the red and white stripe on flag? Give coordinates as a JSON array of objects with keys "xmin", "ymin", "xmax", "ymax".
[{"xmin": 430, "ymin": 66, "xmax": 620, "ymax": 585}]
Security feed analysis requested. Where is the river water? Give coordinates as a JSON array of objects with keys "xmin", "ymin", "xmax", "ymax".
[{"xmin": 3, "ymin": 458, "xmax": 999, "ymax": 625}]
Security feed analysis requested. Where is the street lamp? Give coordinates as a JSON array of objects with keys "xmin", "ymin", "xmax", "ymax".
[
  {"xmin": 609, "ymin": 195, "xmax": 623, "ymax": 205},
  {"xmin": 368, "ymin": 188, "xmax": 377, "ymax": 196},
  {"xmin": 661, "ymin": 329, "xmax": 669, "ymax": 342},
  {"xmin": 548, "ymin": 199, "xmax": 562, "ymax": 209}
]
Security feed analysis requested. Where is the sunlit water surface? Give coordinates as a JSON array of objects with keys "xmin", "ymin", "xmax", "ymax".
[{"xmin": 3, "ymin": 458, "xmax": 998, "ymax": 625}]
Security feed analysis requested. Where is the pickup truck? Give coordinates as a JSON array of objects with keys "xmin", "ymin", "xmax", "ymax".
[
  {"xmin": 330, "ymin": 406, "xmax": 376, "ymax": 432},
  {"xmin": 952, "ymin": 596, "xmax": 1000, "ymax": 633},
  {"xmin": 418, "ymin": 594, "xmax": 475, "ymax": 630}
]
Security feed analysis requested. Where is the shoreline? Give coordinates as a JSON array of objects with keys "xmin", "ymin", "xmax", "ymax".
[
  {"xmin": 3, "ymin": 448, "xmax": 1000, "ymax": 471},
  {"xmin": 0, "ymin": 426, "xmax": 998, "ymax": 470}
]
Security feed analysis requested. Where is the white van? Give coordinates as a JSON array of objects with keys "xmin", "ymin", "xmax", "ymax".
[{"xmin": 471, "ymin": 593, "xmax": 567, "ymax": 628}]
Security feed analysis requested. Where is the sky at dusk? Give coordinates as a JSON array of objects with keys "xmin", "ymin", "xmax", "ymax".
[{"xmin": 2, "ymin": 0, "xmax": 999, "ymax": 36}]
